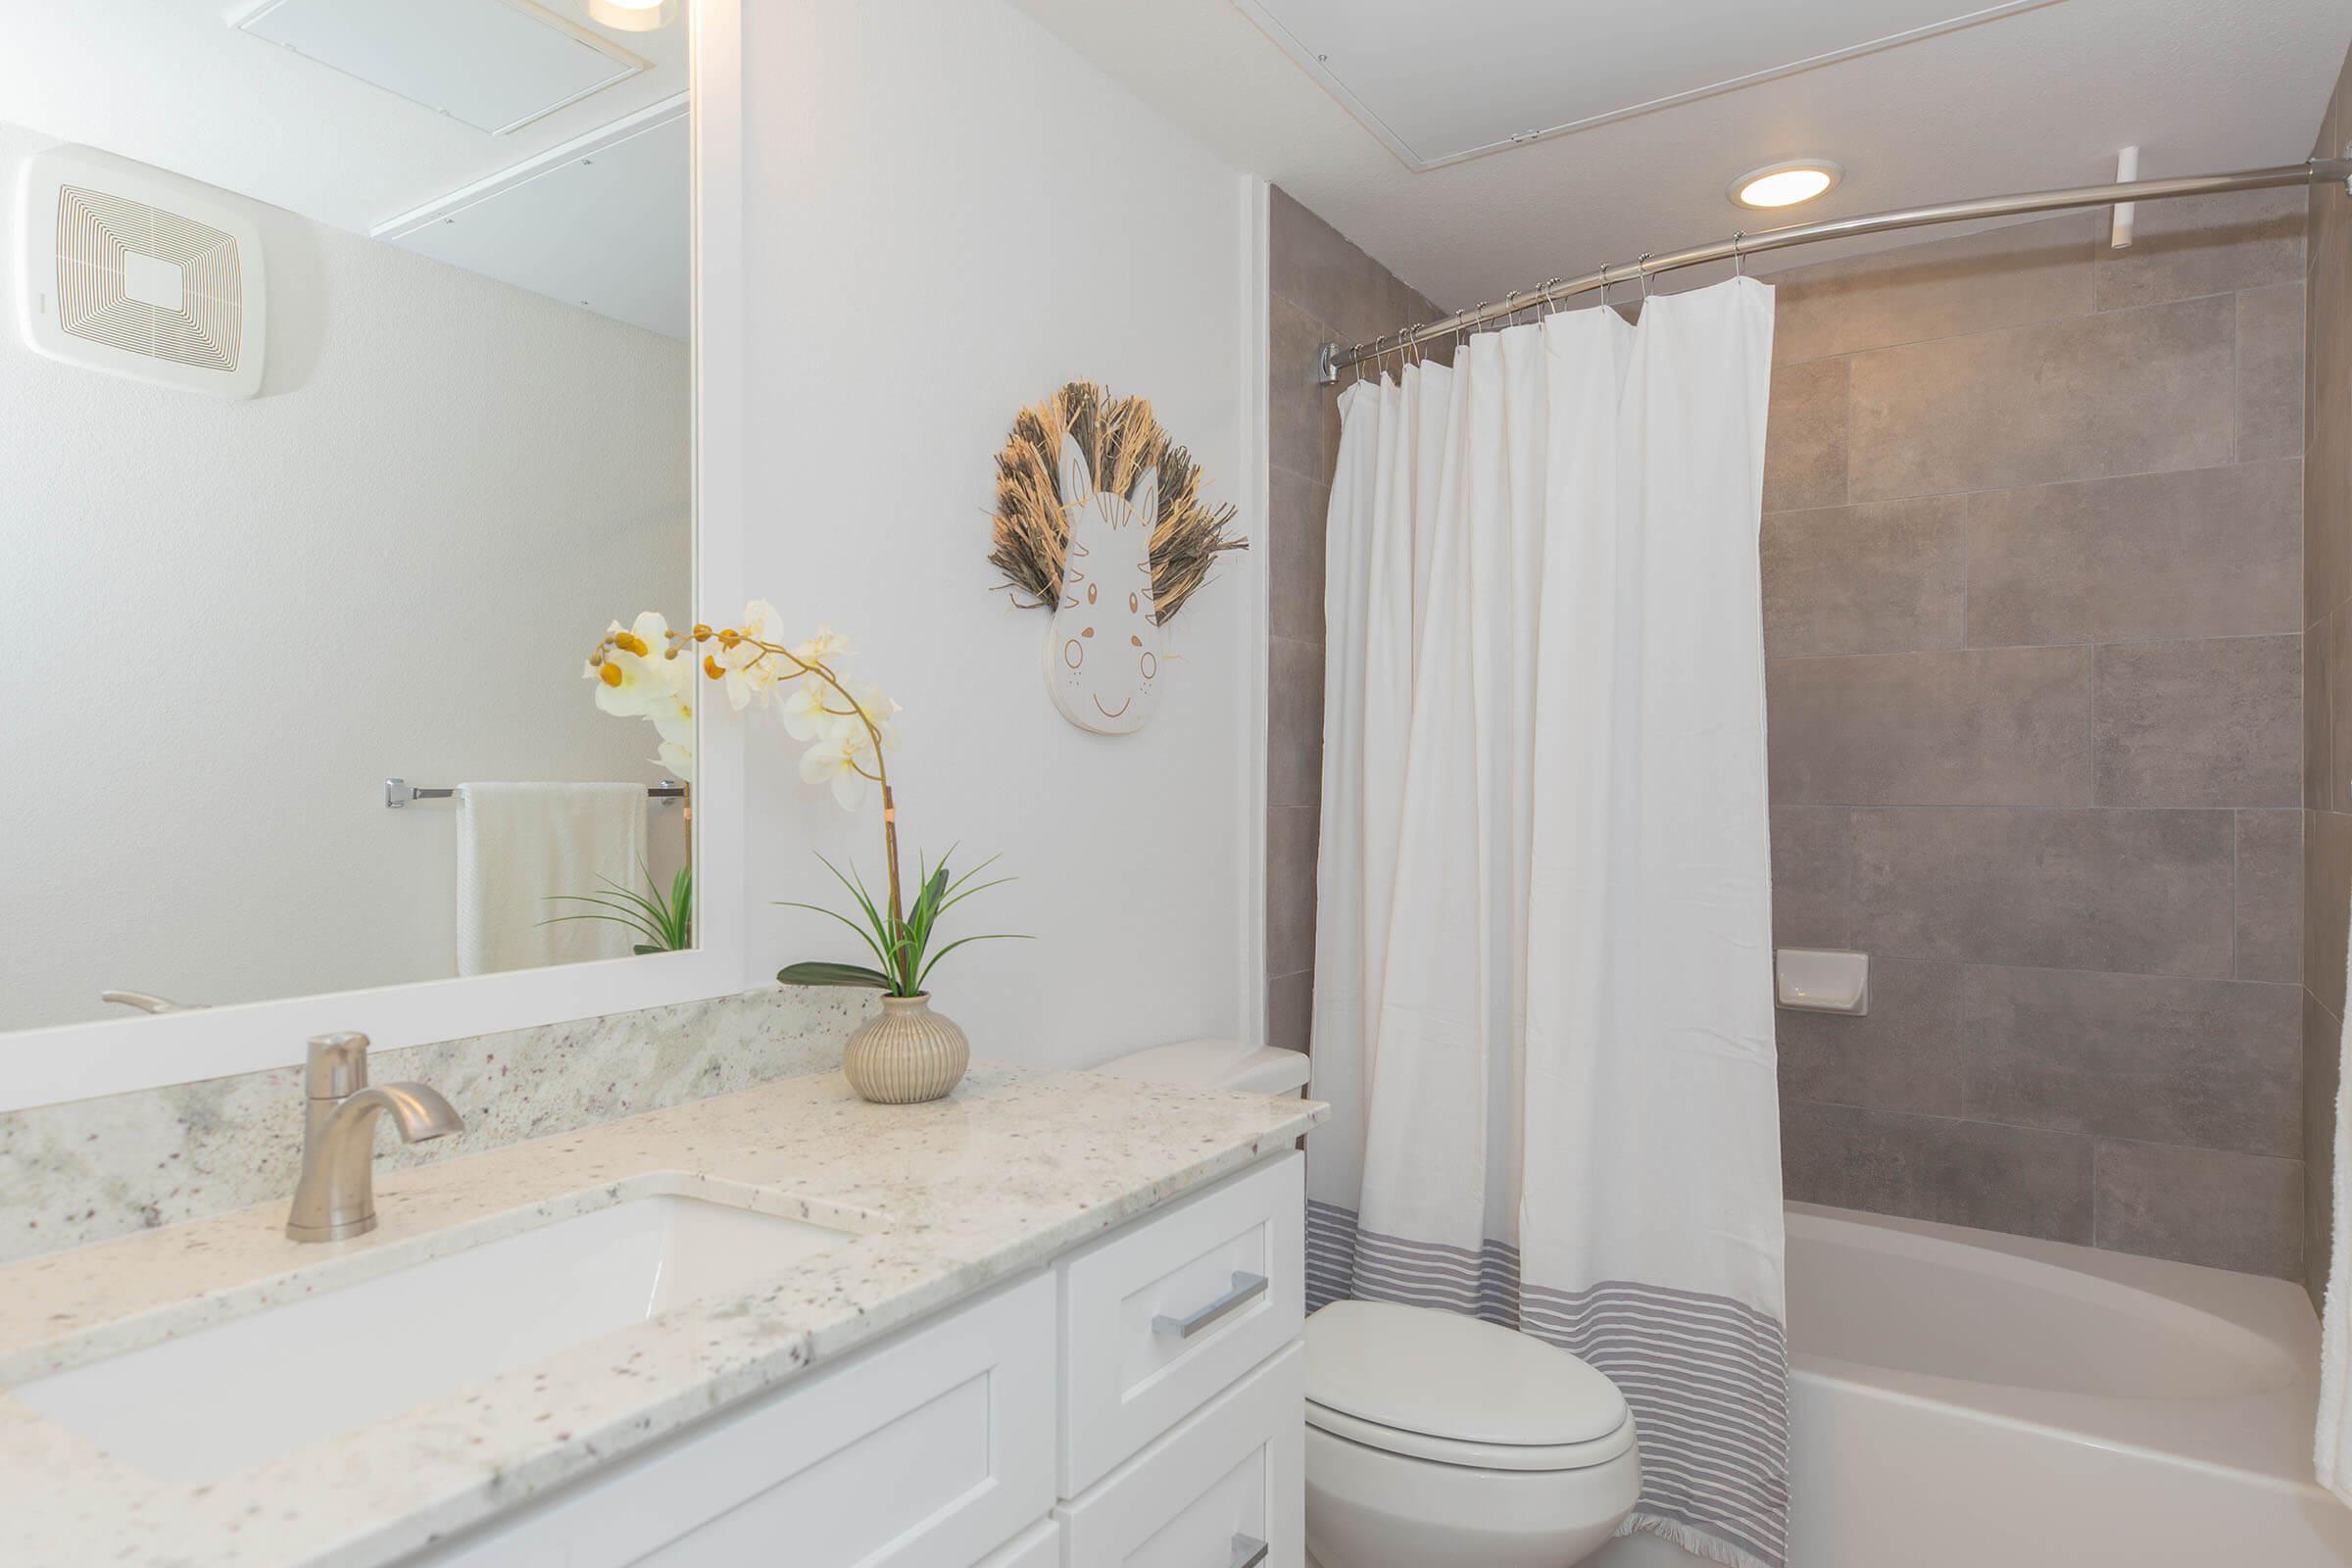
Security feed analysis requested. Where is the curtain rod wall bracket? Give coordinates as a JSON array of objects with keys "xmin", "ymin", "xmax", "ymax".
[{"xmin": 1318, "ymin": 155, "xmax": 2352, "ymax": 383}]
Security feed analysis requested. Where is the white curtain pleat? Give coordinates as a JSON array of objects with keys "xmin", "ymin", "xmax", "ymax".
[{"xmin": 1307, "ymin": 279, "xmax": 1788, "ymax": 1568}]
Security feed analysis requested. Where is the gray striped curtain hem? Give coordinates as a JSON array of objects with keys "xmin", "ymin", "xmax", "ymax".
[{"xmin": 1305, "ymin": 1200, "xmax": 1789, "ymax": 1568}]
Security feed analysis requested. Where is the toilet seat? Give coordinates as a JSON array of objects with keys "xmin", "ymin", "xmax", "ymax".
[
  {"xmin": 1303, "ymin": 1300, "xmax": 1637, "ymax": 1475},
  {"xmin": 1305, "ymin": 1397, "xmax": 1636, "ymax": 1472}
]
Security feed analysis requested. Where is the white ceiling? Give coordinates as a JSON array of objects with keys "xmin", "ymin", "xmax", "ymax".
[
  {"xmin": 1009, "ymin": 0, "xmax": 2352, "ymax": 310},
  {"xmin": 0, "ymin": 0, "xmax": 687, "ymax": 337}
]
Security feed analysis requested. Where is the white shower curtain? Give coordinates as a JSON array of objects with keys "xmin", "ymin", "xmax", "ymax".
[{"xmin": 1305, "ymin": 278, "xmax": 1788, "ymax": 1568}]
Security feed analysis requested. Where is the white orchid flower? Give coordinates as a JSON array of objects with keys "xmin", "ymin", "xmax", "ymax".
[
  {"xmin": 779, "ymin": 679, "xmax": 845, "ymax": 741},
  {"xmin": 791, "ymin": 624, "xmax": 851, "ymax": 666},
  {"xmin": 715, "ymin": 599, "xmax": 795, "ymax": 711},
  {"xmin": 592, "ymin": 612, "xmax": 691, "ymax": 719},
  {"xmin": 652, "ymin": 710, "xmax": 696, "ymax": 784},
  {"xmin": 798, "ymin": 729, "xmax": 876, "ymax": 810}
]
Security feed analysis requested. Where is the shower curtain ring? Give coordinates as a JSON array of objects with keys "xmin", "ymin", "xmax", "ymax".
[
  {"xmin": 1538, "ymin": 278, "xmax": 1565, "ymax": 318},
  {"xmin": 1638, "ymin": 254, "xmax": 1653, "ymax": 300},
  {"xmin": 1733, "ymin": 232, "xmax": 1746, "ymax": 278},
  {"xmin": 1503, "ymin": 289, "xmax": 1522, "ymax": 328}
]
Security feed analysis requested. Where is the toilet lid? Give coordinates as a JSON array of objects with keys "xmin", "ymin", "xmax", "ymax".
[{"xmin": 1303, "ymin": 1300, "xmax": 1630, "ymax": 1449}]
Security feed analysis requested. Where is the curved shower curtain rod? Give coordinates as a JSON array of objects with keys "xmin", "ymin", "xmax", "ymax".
[{"xmin": 1317, "ymin": 152, "xmax": 2352, "ymax": 384}]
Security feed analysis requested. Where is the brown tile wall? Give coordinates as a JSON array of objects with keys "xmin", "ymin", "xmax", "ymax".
[
  {"xmin": 1265, "ymin": 187, "xmax": 1446, "ymax": 1054},
  {"xmin": 1264, "ymin": 173, "xmax": 2324, "ymax": 1282},
  {"xmin": 2306, "ymin": 48, "xmax": 2352, "ymax": 1311},
  {"xmin": 1769, "ymin": 196, "xmax": 2310, "ymax": 1278}
]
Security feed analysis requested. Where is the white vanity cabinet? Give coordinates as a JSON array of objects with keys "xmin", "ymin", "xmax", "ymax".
[{"xmin": 412, "ymin": 1152, "xmax": 1305, "ymax": 1568}]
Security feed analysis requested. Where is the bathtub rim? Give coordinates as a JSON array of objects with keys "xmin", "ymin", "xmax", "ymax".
[{"xmin": 1784, "ymin": 1201, "xmax": 2324, "ymax": 1489}]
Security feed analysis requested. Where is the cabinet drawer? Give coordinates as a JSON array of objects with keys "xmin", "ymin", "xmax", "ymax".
[
  {"xmin": 1053, "ymin": 1342, "xmax": 1303, "ymax": 1568},
  {"xmin": 411, "ymin": 1272, "xmax": 1054, "ymax": 1568},
  {"xmin": 1056, "ymin": 1152, "xmax": 1302, "ymax": 1495}
]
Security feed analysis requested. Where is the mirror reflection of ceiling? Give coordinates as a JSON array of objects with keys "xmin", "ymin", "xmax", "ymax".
[{"xmin": 0, "ymin": 0, "xmax": 687, "ymax": 339}]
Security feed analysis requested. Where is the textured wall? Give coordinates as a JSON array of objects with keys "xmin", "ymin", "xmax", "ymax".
[
  {"xmin": 1264, "ymin": 187, "xmax": 1445, "ymax": 1056},
  {"xmin": 1765, "ymin": 196, "xmax": 2309, "ymax": 1277},
  {"xmin": 2304, "ymin": 46, "xmax": 2352, "ymax": 1311},
  {"xmin": 738, "ymin": 0, "xmax": 1258, "ymax": 1070}
]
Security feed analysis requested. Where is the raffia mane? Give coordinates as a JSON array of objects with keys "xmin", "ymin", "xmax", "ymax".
[{"xmin": 989, "ymin": 380, "xmax": 1247, "ymax": 625}]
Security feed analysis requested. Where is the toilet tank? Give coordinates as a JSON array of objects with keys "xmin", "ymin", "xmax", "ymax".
[{"xmin": 1090, "ymin": 1038, "xmax": 1312, "ymax": 1097}]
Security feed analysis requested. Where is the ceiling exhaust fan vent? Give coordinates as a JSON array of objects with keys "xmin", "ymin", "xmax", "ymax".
[{"xmin": 20, "ymin": 150, "xmax": 269, "ymax": 400}]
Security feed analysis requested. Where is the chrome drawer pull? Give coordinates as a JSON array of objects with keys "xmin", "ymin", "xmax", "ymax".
[
  {"xmin": 1152, "ymin": 1270, "xmax": 1268, "ymax": 1339},
  {"xmin": 1229, "ymin": 1535, "xmax": 1269, "ymax": 1568}
]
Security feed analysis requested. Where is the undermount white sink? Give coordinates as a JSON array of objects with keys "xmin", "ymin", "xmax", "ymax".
[{"xmin": 12, "ymin": 1194, "xmax": 855, "ymax": 1485}]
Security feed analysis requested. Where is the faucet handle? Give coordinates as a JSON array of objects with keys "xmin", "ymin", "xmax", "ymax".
[{"xmin": 303, "ymin": 1032, "xmax": 370, "ymax": 1099}]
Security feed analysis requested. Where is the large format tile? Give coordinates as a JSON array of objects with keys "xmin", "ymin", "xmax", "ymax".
[
  {"xmin": 1770, "ymin": 806, "xmax": 1850, "ymax": 949},
  {"xmin": 2331, "ymin": 611, "xmax": 2352, "ymax": 811},
  {"xmin": 1850, "ymin": 807, "xmax": 2236, "ymax": 975},
  {"xmin": 1961, "ymin": 966, "xmax": 2300, "ymax": 1155},
  {"xmin": 1776, "ymin": 959, "xmax": 1965, "ymax": 1116},
  {"xmin": 2237, "ymin": 282, "xmax": 2306, "ymax": 463},
  {"xmin": 2308, "ymin": 808, "xmax": 2352, "ymax": 1017},
  {"xmin": 2090, "ymin": 636, "xmax": 2300, "ymax": 808},
  {"xmin": 2092, "ymin": 1139, "xmax": 2302, "ymax": 1278},
  {"xmin": 2310, "ymin": 223, "xmax": 2352, "ymax": 623},
  {"xmin": 1271, "ymin": 293, "xmax": 1345, "ymax": 484},
  {"xmin": 1769, "ymin": 211, "xmax": 2096, "ymax": 366},
  {"xmin": 1848, "ymin": 296, "xmax": 2236, "ymax": 502},
  {"xmin": 1272, "ymin": 187, "xmax": 1386, "ymax": 344},
  {"xmin": 1269, "ymin": 634, "xmax": 1325, "ymax": 808},
  {"xmin": 2307, "ymin": 990, "xmax": 2341, "ymax": 1314},
  {"xmin": 1266, "ymin": 802, "xmax": 1320, "ymax": 976},
  {"xmin": 1762, "ymin": 359, "xmax": 1848, "ymax": 513},
  {"xmin": 2236, "ymin": 808, "xmax": 2305, "ymax": 984},
  {"xmin": 2310, "ymin": 607, "xmax": 2336, "ymax": 809},
  {"xmin": 1760, "ymin": 496, "xmax": 1967, "ymax": 658},
  {"xmin": 1961, "ymin": 461, "xmax": 2302, "ymax": 648},
  {"xmin": 1271, "ymin": 466, "xmax": 1330, "ymax": 645},
  {"xmin": 2092, "ymin": 186, "xmax": 2306, "ymax": 311},
  {"xmin": 1268, "ymin": 967, "xmax": 1313, "ymax": 1055},
  {"xmin": 1767, "ymin": 647, "xmax": 2090, "ymax": 806},
  {"xmin": 1780, "ymin": 1100, "xmax": 2093, "ymax": 1243}
]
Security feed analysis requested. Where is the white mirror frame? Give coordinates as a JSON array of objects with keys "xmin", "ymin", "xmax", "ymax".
[{"xmin": 0, "ymin": 0, "xmax": 747, "ymax": 1114}]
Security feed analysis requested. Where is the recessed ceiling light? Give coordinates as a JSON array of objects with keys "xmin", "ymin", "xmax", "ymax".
[
  {"xmin": 588, "ymin": 0, "xmax": 675, "ymax": 31},
  {"xmin": 1730, "ymin": 160, "xmax": 1843, "ymax": 210}
]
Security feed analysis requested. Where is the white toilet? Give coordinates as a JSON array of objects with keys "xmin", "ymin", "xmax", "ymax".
[
  {"xmin": 1094, "ymin": 1040, "xmax": 1642, "ymax": 1568},
  {"xmin": 1301, "ymin": 1299, "xmax": 1639, "ymax": 1567}
]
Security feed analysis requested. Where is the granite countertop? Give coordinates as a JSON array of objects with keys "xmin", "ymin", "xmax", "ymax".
[{"xmin": 0, "ymin": 1060, "xmax": 1327, "ymax": 1567}]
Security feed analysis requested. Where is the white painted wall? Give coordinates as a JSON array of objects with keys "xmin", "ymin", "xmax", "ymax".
[
  {"xmin": 738, "ymin": 0, "xmax": 1265, "ymax": 1069},
  {"xmin": 0, "ymin": 123, "xmax": 690, "ymax": 1031}
]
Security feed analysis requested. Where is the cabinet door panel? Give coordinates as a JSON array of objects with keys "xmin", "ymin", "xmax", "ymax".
[
  {"xmin": 1058, "ymin": 1153, "xmax": 1303, "ymax": 1495},
  {"xmin": 1054, "ymin": 1344, "xmax": 1303, "ymax": 1568},
  {"xmin": 413, "ymin": 1272, "xmax": 1054, "ymax": 1568}
]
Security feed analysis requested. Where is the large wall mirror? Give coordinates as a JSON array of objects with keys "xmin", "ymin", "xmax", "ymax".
[{"xmin": 1, "ymin": 1, "xmax": 725, "ymax": 1072}]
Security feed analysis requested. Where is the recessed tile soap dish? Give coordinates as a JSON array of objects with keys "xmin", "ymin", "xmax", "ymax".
[{"xmin": 1775, "ymin": 949, "xmax": 1869, "ymax": 1016}]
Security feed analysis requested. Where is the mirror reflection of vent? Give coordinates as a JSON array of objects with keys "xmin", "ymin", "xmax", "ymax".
[
  {"xmin": 19, "ymin": 149, "xmax": 268, "ymax": 400},
  {"xmin": 56, "ymin": 186, "xmax": 244, "ymax": 372}
]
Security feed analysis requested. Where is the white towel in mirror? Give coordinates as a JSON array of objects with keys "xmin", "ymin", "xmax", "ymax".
[{"xmin": 456, "ymin": 783, "xmax": 650, "ymax": 977}]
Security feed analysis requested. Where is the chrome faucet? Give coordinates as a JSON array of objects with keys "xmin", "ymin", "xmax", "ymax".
[{"xmin": 285, "ymin": 1032, "xmax": 463, "ymax": 1243}]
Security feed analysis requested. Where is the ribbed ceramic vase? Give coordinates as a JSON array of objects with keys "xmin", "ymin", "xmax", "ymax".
[{"xmin": 841, "ymin": 994, "xmax": 970, "ymax": 1103}]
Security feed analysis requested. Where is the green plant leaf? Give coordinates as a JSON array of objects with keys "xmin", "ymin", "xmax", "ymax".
[
  {"xmin": 777, "ymin": 960, "xmax": 894, "ymax": 989},
  {"xmin": 913, "ymin": 931, "xmax": 1032, "ymax": 991}
]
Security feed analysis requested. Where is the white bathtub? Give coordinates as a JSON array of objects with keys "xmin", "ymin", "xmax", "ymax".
[
  {"xmin": 1773, "ymin": 1201, "xmax": 2352, "ymax": 1567},
  {"xmin": 1596, "ymin": 1202, "xmax": 2352, "ymax": 1567}
]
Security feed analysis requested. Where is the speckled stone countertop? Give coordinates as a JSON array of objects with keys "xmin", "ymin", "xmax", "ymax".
[{"xmin": 0, "ymin": 1060, "xmax": 1326, "ymax": 1567}]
